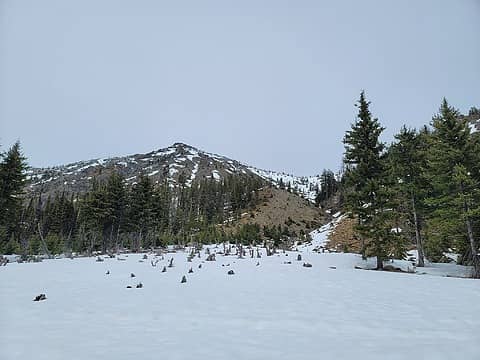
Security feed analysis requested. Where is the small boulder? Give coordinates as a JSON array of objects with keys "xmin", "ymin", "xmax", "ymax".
[
  {"xmin": 136, "ymin": 282, "xmax": 143, "ymax": 288},
  {"xmin": 130, "ymin": 273, "xmax": 136, "ymax": 278},
  {"xmin": 33, "ymin": 294, "xmax": 47, "ymax": 301},
  {"xmin": 198, "ymin": 264, "xmax": 202, "ymax": 269},
  {"xmin": 126, "ymin": 285, "xmax": 132, "ymax": 289},
  {"xmin": 303, "ymin": 262, "xmax": 312, "ymax": 268},
  {"xmin": 106, "ymin": 270, "xmax": 110, "ymax": 275},
  {"xmin": 227, "ymin": 270, "xmax": 235, "ymax": 275}
]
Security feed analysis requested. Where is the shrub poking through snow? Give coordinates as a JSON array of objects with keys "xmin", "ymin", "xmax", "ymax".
[
  {"xmin": 188, "ymin": 267, "xmax": 193, "ymax": 273},
  {"xmin": 168, "ymin": 258, "xmax": 174, "ymax": 268},
  {"xmin": 161, "ymin": 266, "xmax": 167, "ymax": 273},
  {"xmin": 181, "ymin": 275, "xmax": 187, "ymax": 283}
]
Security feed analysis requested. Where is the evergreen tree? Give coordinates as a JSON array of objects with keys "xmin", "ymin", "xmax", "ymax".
[
  {"xmin": 0, "ymin": 141, "xmax": 28, "ymax": 249},
  {"xmin": 425, "ymin": 99, "xmax": 479, "ymax": 276},
  {"xmin": 343, "ymin": 91, "xmax": 399, "ymax": 268},
  {"xmin": 389, "ymin": 126, "xmax": 429, "ymax": 266}
]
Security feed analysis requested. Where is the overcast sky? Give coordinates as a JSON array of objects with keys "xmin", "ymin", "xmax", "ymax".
[{"xmin": 1, "ymin": 0, "xmax": 479, "ymax": 175}]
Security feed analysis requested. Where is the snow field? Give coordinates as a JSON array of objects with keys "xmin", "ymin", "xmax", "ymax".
[{"xmin": 1, "ymin": 245, "xmax": 479, "ymax": 360}]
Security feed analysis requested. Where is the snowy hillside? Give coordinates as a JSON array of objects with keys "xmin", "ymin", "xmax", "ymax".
[
  {"xmin": 26, "ymin": 143, "xmax": 258, "ymax": 196},
  {"xmin": 26, "ymin": 142, "xmax": 323, "ymax": 201},
  {"xmin": 1, "ymin": 239, "xmax": 478, "ymax": 360},
  {"xmin": 248, "ymin": 167, "xmax": 322, "ymax": 202}
]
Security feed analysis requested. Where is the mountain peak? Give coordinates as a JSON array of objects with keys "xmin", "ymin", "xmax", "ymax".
[{"xmin": 26, "ymin": 144, "xmax": 323, "ymax": 202}]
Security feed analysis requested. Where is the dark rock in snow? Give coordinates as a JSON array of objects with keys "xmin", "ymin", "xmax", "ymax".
[
  {"xmin": 227, "ymin": 270, "xmax": 235, "ymax": 275},
  {"xmin": 130, "ymin": 273, "xmax": 136, "ymax": 278},
  {"xmin": 181, "ymin": 275, "xmax": 187, "ymax": 283},
  {"xmin": 33, "ymin": 294, "xmax": 47, "ymax": 301},
  {"xmin": 188, "ymin": 268, "xmax": 194, "ymax": 273},
  {"xmin": 106, "ymin": 270, "xmax": 110, "ymax": 275},
  {"xmin": 161, "ymin": 266, "xmax": 167, "ymax": 273},
  {"xmin": 136, "ymin": 283, "xmax": 143, "ymax": 288},
  {"xmin": 303, "ymin": 262, "xmax": 312, "ymax": 268},
  {"xmin": 297, "ymin": 254, "xmax": 302, "ymax": 261}
]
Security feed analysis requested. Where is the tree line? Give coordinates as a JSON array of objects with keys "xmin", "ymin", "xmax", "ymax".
[{"xmin": 342, "ymin": 92, "xmax": 480, "ymax": 277}]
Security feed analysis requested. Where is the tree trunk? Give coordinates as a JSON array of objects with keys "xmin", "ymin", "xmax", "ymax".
[
  {"xmin": 411, "ymin": 194, "xmax": 425, "ymax": 267},
  {"xmin": 376, "ymin": 255, "xmax": 383, "ymax": 270},
  {"xmin": 460, "ymin": 183, "xmax": 479, "ymax": 278},
  {"xmin": 37, "ymin": 223, "xmax": 51, "ymax": 258},
  {"xmin": 465, "ymin": 214, "xmax": 479, "ymax": 278},
  {"xmin": 358, "ymin": 217, "xmax": 366, "ymax": 260}
]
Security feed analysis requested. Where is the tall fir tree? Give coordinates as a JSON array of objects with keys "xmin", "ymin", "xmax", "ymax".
[
  {"xmin": 0, "ymin": 141, "xmax": 28, "ymax": 251},
  {"xmin": 343, "ymin": 91, "xmax": 402, "ymax": 268},
  {"xmin": 389, "ymin": 126, "xmax": 429, "ymax": 266},
  {"xmin": 425, "ymin": 99, "xmax": 479, "ymax": 276}
]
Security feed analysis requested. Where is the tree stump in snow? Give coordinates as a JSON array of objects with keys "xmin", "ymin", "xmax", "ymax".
[
  {"xmin": 206, "ymin": 254, "xmax": 216, "ymax": 261},
  {"xmin": 181, "ymin": 275, "xmax": 187, "ymax": 283},
  {"xmin": 143, "ymin": 254, "xmax": 148, "ymax": 260},
  {"xmin": 33, "ymin": 294, "xmax": 47, "ymax": 301},
  {"xmin": 297, "ymin": 254, "xmax": 302, "ymax": 261}
]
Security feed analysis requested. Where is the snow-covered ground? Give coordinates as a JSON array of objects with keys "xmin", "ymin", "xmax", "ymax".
[{"xmin": 1, "ymin": 242, "xmax": 479, "ymax": 360}]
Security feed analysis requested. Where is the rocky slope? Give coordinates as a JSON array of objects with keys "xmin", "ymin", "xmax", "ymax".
[{"xmin": 26, "ymin": 142, "xmax": 323, "ymax": 200}]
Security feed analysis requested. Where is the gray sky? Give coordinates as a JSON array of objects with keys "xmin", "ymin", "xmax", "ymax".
[{"xmin": 1, "ymin": 0, "xmax": 479, "ymax": 175}]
